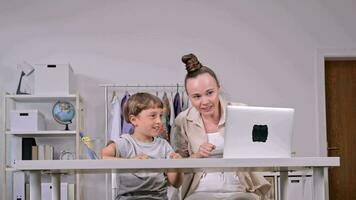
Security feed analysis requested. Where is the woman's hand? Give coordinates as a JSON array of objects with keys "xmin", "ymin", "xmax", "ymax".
[
  {"xmin": 193, "ymin": 142, "xmax": 216, "ymax": 158},
  {"xmin": 169, "ymin": 152, "xmax": 182, "ymax": 159}
]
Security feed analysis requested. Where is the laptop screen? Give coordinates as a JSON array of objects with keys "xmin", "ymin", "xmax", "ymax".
[{"xmin": 223, "ymin": 106, "xmax": 294, "ymax": 158}]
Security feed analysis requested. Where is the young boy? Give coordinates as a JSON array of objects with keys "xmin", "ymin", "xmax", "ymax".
[{"xmin": 101, "ymin": 92, "xmax": 183, "ymax": 200}]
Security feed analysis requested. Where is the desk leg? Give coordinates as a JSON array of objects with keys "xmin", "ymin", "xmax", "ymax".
[
  {"xmin": 51, "ymin": 173, "xmax": 61, "ymax": 200},
  {"xmin": 313, "ymin": 167, "xmax": 326, "ymax": 200},
  {"xmin": 280, "ymin": 171, "xmax": 288, "ymax": 200},
  {"xmin": 30, "ymin": 171, "xmax": 41, "ymax": 200}
]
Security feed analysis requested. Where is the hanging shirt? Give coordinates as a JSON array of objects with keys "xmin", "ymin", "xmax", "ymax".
[
  {"xmin": 173, "ymin": 92, "xmax": 182, "ymax": 119},
  {"xmin": 181, "ymin": 91, "xmax": 190, "ymax": 111},
  {"xmin": 110, "ymin": 94, "xmax": 121, "ymax": 140},
  {"xmin": 161, "ymin": 92, "xmax": 171, "ymax": 141},
  {"xmin": 169, "ymin": 91, "xmax": 175, "ymax": 126},
  {"xmin": 170, "ymin": 92, "xmax": 181, "ymax": 145},
  {"xmin": 121, "ymin": 91, "xmax": 134, "ymax": 134}
]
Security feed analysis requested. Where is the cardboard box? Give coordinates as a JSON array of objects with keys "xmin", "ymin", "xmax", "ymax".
[
  {"xmin": 34, "ymin": 64, "xmax": 75, "ymax": 95},
  {"xmin": 41, "ymin": 182, "xmax": 69, "ymax": 200},
  {"xmin": 10, "ymin": 110, "xmax": 46, "ymax": 131},
  {"xmin": 13, "ymin": 171, "xmax": 25, "ymax": 200}
]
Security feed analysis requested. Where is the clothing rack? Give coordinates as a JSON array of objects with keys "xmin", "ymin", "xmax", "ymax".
[
  {"xmin": 99, "ymin": 83, "xmax": 185, "ymax": 143},
  {"xmin": 99, "ymin": 84, "xmax": 185, "ymax": 88},
  {"xmin": 99, "ymin": 83, "xmax": 185, "ymax": 200}
]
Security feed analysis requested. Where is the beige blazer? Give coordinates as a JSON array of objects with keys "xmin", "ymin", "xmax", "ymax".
[{"xmin": 172, "ymin": 98, "xmax": 272, "ymax": 199}]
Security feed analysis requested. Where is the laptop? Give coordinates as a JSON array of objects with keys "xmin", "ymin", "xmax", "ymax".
[{"xmin": 223, "ymin": 105, "xmax": 294, "ymax": 158}]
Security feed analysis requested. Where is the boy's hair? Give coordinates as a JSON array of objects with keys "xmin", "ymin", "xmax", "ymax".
[{"xmin": 123, "ymin": 92, "xmax": 163, "ymax": 123}]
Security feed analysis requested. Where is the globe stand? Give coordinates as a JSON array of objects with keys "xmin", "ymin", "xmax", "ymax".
[
  {"xmin": 63, "ymin": 121, "xmax": 72, "ymax": 131},
  {"xmin": 65, "ymin": 124, "xmax": 70, "ymax": 131}
]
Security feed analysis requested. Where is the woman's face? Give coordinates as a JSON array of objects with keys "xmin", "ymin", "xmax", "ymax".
[{"xmin": 186, "ymin": 73, "xmax": 220, "ymax": 117}]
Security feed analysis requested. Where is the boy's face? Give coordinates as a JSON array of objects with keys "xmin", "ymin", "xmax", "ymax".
[{"xmin": 130, "ymin": 107, "xmax": 163, "ymax": 138}]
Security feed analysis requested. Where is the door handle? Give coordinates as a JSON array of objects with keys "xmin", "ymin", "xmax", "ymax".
[{"xmin": 327, "ymin": 147, "xmax": 340, "ymax": 150}]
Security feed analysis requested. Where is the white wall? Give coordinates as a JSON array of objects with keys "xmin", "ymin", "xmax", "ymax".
[{"xmin": 1, "ymin": 0, "xmax": 356, "ymax": 199}]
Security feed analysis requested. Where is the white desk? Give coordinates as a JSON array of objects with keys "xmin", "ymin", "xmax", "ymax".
[{"xmin": 10, "ymin": 157, "xmax": 339, "ymax": 200}]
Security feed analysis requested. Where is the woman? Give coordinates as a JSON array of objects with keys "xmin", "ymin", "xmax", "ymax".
[{"xmin": 173, "ymin": 54, "xmax": 271, "ymax": 200}]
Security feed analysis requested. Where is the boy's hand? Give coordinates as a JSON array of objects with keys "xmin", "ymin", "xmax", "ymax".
[
  {"xmin": 132, "ymin": 154, "xmax": 150, "ymax": 160},
  {"xmin": 169, "ymin": 152, "xmax": 182, "ymax": 159},
  {"xmin": 102, "ymin": 156, "xmax": 120, "ymax": 160}
]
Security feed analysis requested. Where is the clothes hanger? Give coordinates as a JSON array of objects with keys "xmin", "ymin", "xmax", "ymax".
[
  {"xmin": 111, "ymin": 90, "xmax": 117, "ymax": 102},
  {"xmin": 124, "ymin": 84, "xmax": 128, "ymax": 94}
]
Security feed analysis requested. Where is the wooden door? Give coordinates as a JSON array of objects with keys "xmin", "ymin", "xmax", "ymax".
[{"xmin": 325, "ymin": 60, "xmax": 356, "ymax": 200}]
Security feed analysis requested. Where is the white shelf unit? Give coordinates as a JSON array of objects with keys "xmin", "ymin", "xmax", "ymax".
[
  {"xmin": 1, "ymin": 93, "xmax": 82, "ymax": 200},
  {"xmin": 259, "ymin": 171, "xmax": 313, "ymax": 200},
  {"xmin": 4, "ymin": 94, "xmax": 78, "ymax": 102},
  {"xmin": 6, "ymin": 130, "xmax": 77, "ymax": 137}
]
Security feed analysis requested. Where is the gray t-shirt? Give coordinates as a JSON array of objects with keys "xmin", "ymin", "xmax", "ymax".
[{"xmin": 114, "ymin": 134, "xmax": 174, "ymax": 200}]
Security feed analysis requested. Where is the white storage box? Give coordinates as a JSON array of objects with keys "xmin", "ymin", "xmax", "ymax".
[
  {"xmin": 34, "ymin": 64, "xmax": 75, "ymax": 95},
  {"xmin": 10, "ymin": 110, "xmax": 46, "ymax": 131}
]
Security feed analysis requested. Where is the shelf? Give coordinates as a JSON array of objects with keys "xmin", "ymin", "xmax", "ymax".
[
  {"xmin": 5, "ymin": 94, "xmax": 78, "ymax": 103},
  {"xmin": 5, "ymin": 167, "xmax": 74, "ymax": 175},
  {"xmin": 3, "ymin": 93, "xmax": 82, "ymax": 199},
  {"xmin": 6, "ymin": 130, "xmax": 76, "ymax": 137}
]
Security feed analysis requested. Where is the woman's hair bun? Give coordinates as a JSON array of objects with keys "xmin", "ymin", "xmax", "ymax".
[{"xmin": 182, "ymin": 53, "xmax": 203, "ymax": 73}]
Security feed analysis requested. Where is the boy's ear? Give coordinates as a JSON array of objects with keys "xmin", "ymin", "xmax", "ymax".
[{"xmin": 129, "ymin": 115, "xmax": 138, "ymax": 126}]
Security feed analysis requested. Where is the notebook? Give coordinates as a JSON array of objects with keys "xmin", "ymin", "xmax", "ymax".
[{"xmin": 223, "ymin": 105, "xmax": 294, "ymax": 158}]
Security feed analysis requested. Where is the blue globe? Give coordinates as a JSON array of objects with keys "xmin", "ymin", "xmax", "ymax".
[{"xmin": 52, "ymin": 101, "xmax": 75, "ymax": 130}]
